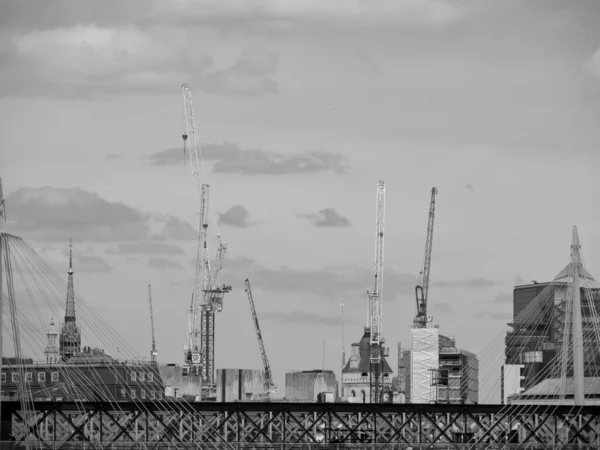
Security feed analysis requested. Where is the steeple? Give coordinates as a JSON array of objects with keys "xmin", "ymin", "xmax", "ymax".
[{"xmin": 59, "ymin": 238, "xmax": 81, "ymax": 361}]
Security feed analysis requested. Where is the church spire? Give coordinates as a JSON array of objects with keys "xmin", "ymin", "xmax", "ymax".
[{"xmin": 59, "ymin": 238, "xmax": 81, "ymax": 361}]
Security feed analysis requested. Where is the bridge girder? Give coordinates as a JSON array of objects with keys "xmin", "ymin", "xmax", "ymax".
[{"xmin": 2, "ymin": 402, "xmax": 599, "ymax": 446}]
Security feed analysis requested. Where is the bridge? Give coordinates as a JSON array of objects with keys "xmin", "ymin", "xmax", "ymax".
[{"xmin": 1, "ymin": 401, "xmax": 600, "ymax": 448}]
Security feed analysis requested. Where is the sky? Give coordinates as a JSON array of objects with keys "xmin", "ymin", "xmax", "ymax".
[{"xmin": 1, "ymin": 0, "xmax": 600, "ymax": 402}]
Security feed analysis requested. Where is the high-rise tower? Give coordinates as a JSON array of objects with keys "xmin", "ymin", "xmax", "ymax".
[{"xmin": 59, "ymin": 238, "xmax": 81, "ymax": 361}]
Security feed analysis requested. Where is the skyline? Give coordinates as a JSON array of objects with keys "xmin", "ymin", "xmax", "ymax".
[{"xmin": 1, "ymin": 0, "xmax": 599, "ymax": 400}]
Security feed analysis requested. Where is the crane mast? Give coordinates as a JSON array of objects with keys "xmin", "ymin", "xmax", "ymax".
[
  {"xmin": 181, "ymin": 84, "xmax": 231, "ymax": 389},
  {"xmin": 244, "ymin": 279, "xmax": 276, "ymax": 396},
  {"xmin": 148, "ymin": 284, "xmax": 157, "ymax": 363},
  {"xmin": 367, "ymin": 180, "xmax": 387, "ymax": 403},
  {"xmin": 413, "ymin": 187, "xmax": 438, "ymax": 329}
]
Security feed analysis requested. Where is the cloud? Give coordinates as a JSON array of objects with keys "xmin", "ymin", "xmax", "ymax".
[
  {"xmin": 584, "ymin": 47, "xmax": 600, "ymax": 79},
  {"xmin": 160, "ymin": 217, "xmax": 197, "ymax": 240},
  {"xmin": 0, "ymin": 26, "xmax": 278, "ymax": 98},
  {"xmin": 262, "ymin": 310, "xmax": 349, "ymax": 326},
  {"xmin": 432, "ymin": 278, "xmax": 498, "ymax": 289},
  {"xmin": 75, "ymin": 255, "xmax": 112, "ymax": 273},
  {"xmin": 219, "ymin": 205, "xmax": 251, "ymax": 228},
  {"xmin": 5, "ymin": 187, "xmax": 150, "ymax": 242},
  {"xmin": 300, "ymin": 208, "xmax": 351, "ymax": 228},
  {"xmin": 148, "ymin": 257, "xmax": 184, "ymax": 269},
  {"xmin": 474, "ymin": 311, "xmax": 512, "ymax": 321},
  {"xmin": 433, "ymin": 302, "xmax": 454, "ymax": 314},
  {"xmin": 515, "ymin": 275, "xmax": 526, "ymax": 285},
  {"xmin": 147, "ymin": 143, "xmax": 348, "ymax": 175},
  {"xmin": 106, "ymin": 154, "xmax": 121, "ymax": 161},
  {"xmin": 152, "ymin": 0, "xmax": 466, "ymax": 29},
  {"xmin": 491, "ymin": 292, "xmax": 512, "ymax": 304},
  {"xmin": 229, "ymin": 256, "xmax": 419, "ymax": 298},
  {"xmin": 465, "ymin": 183, "xmax": 474, "ymax": 192},
  {"xmin": 110, "ymin": 242, "xmax": 185, "ymax": 256}
]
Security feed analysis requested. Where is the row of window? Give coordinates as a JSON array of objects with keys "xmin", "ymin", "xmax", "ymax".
[
  {"xmin": 120, "ymin": 389, "xmax": 163, "ymax": 400},
  {"xmin": 2, "ymin": 371, "xmax": 157, "ymax": 384},
  {"xmin": 130, "ymin": 372, "xmax": 155, "ymax": 382},
  {"xmin": 2, "ymin": 372, "xmax": 60, "ymax": 383}
]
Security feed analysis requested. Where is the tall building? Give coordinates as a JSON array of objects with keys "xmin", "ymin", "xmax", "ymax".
[
  {"xmin": 503, "ymin": 261, "xmax": 600, "ymax": 402},
  {"xmin": 59, "ymin": 239, "xmax": 81, "ymax": 361},
  {"xmin": 341, "ymin": 328, "xmax": 393, "ymax": 403},
  {"xmin": 392, "ymin": 343, "xmax": 411, "ymax": 403},
  {"xmin": 411, "ymin": 327, "xmax": 479, "ymax": 404}
]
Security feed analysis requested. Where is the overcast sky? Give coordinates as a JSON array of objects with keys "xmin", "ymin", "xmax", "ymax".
[{"xmin": 1, "ymin": 0, "xmax": 599, "ymax": 402}]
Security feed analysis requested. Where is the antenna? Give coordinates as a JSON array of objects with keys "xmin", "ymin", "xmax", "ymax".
[{"xmin": 322, "ymin": 340, "xmax": 326, "ymax": 371}]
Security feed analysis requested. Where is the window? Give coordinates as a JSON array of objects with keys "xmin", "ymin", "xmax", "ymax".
[
  {"xmin": 141, "ymin": 390, "xmax": 146, "ymax": 400},
  {"xmin": 131, "ymin": 372, "xmax": 137, "ymax": 382},
  {"xmin": 12, "ymin": 373, "xmax": 18, "ymax": 382},
  {"xmin": 131, "ymin": 390, "xmax": 136, "ymax": 399},
  {"xmin": 51, "ymin": 372, "xmax": 59, "ymax": 382},
  {"xmin": 1, "ymin": 373, "xmax": 5, "ymax": 383},
  {"xmin": 25, "ymin": 373, "xmax": 32, "ymax": 383},
  {"xmin": 139, "ymin": 372, "xmax": 145, "ymax": 382},
  {"xmin": 148, "ymin": 373, "xmax": 154, "ymax": 382},
  {"xmin": 150, "ymin": 391, "xmax": 155, "ymax": 400},
  {"xmin": 120, "ymin": 389, "xmax": 126, "ymax": 398},
  {"xmin": 38, "ymin": 372, "xmax": 46, "ymax": 382}
]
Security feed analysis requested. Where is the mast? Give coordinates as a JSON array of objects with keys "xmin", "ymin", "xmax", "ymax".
[{"xmin": 571, "ymin": 226, "xmax": 585, "ymax": 405}]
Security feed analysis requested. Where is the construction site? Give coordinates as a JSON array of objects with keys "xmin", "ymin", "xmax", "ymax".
[{"xmin": 1, "ymin": 83, "xmax": 600, "ymax": 447}]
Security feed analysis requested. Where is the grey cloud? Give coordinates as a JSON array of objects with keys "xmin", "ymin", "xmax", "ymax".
[
  {"xmin": 219, "ymin": 205, "xmax": 251, "ymax": 228},
  {"xmin": 262, "ymin": 310, "xmax": 352, "ymax": 326},
  {"xmin": 202, "ymin": 47, "xmax": 279, "ymax": 97},
  {"xmin": 150, "ymin": 234, "xmax": 167, "ymax": 242},
  {"xmin": 433, "ymin": 302, "xmax": 454, "ymax": 314},
  {"xmin": 474, "ymin": 311, "xmax": 512, "ymax": 321},
  {"xmin": 465, "ymin": 183, "xmax": 474, "ymax": 192},
  {"xmin": 515, "ymin": 275, "xmax": 526, "ymax": 285},
  {"xmin": 5, "ymin": 187, "xmax": 151, "ymax": 242},
  {"xmin": 161, "ymin": 217, "xmax": 197, "ymax": 240},
  {"xmin": 146, "ymin": 143, "xmax": 348, "ymax": 175},
  {"xmin": 0, "ymin": 27, "xmax": 277, "ymax": 99},
  {"xmin": 148, "ymin": 257, "xmax": 184, "ymax": 269},
  {"xmin": 492, "ymin": 292, "xmax": 512, "ymax": 304},
  {"xmin": 76, "ymin": 255, "xmax": 112, "ymax": 274},
  {"xmin": 432, "ymin": 278, "xmax": 498, "ymax": 289},
  {"xmin": 228, "ymin": 256, "xmax": 419, "ymax": 298},
  {"xmin": 111, "ymin": 242, "xmax": 185, "ymax": 256},
  {"xmin": 584, "ymin": 47, "xmax": 600, "ymax": 79},
  {"xmin": 106, "ymin": 154, "xmax": 121, "ymax": 161},
  {"xmin": 300, "ymin": 208, "xmax": 351, "ymax": 228}
]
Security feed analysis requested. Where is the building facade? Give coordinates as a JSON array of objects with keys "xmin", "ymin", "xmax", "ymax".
[
  {"xmin": 341, "ymin": 329, "xmax": 393, "ymax": 403},
  {"xmin": 1, "ymin": 354, "xmax": 164, "ymax": 402},
  {"xmin": 285, "ymin": 370, "xmax": 337, "ymax": 402},
  {"xmin": 503, "ymin": 264, "xmax": 600, "ymax": 400}
]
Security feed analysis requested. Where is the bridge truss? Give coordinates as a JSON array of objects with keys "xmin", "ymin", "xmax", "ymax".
[{"xmin": 2, "ymin": 402, "xmax": 599, "ymax": 447}]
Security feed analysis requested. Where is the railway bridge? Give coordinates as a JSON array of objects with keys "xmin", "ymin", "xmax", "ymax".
[{"xmin": 1, "ymin": 401, "xmax": 599, "ymax": 448}]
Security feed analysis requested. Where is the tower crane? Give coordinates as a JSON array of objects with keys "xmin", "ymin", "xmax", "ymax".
[
  {"xmin": 244, "ymin": 279, "xmax": 276, "ymax": 397},
  {"xmin": 367, "ymin": 180, "xmax": 387, "ymax": 403},
  {"xmin": 181, "ymin": 84, "xmax": 231, "ymax": 390},
  {"xmin": 413, "ymin": 187, "xmax": 438, "ymax": 329},
  {"xmin": 148, "ymin": 284, "xmax": 157, "ymax": 363}
]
